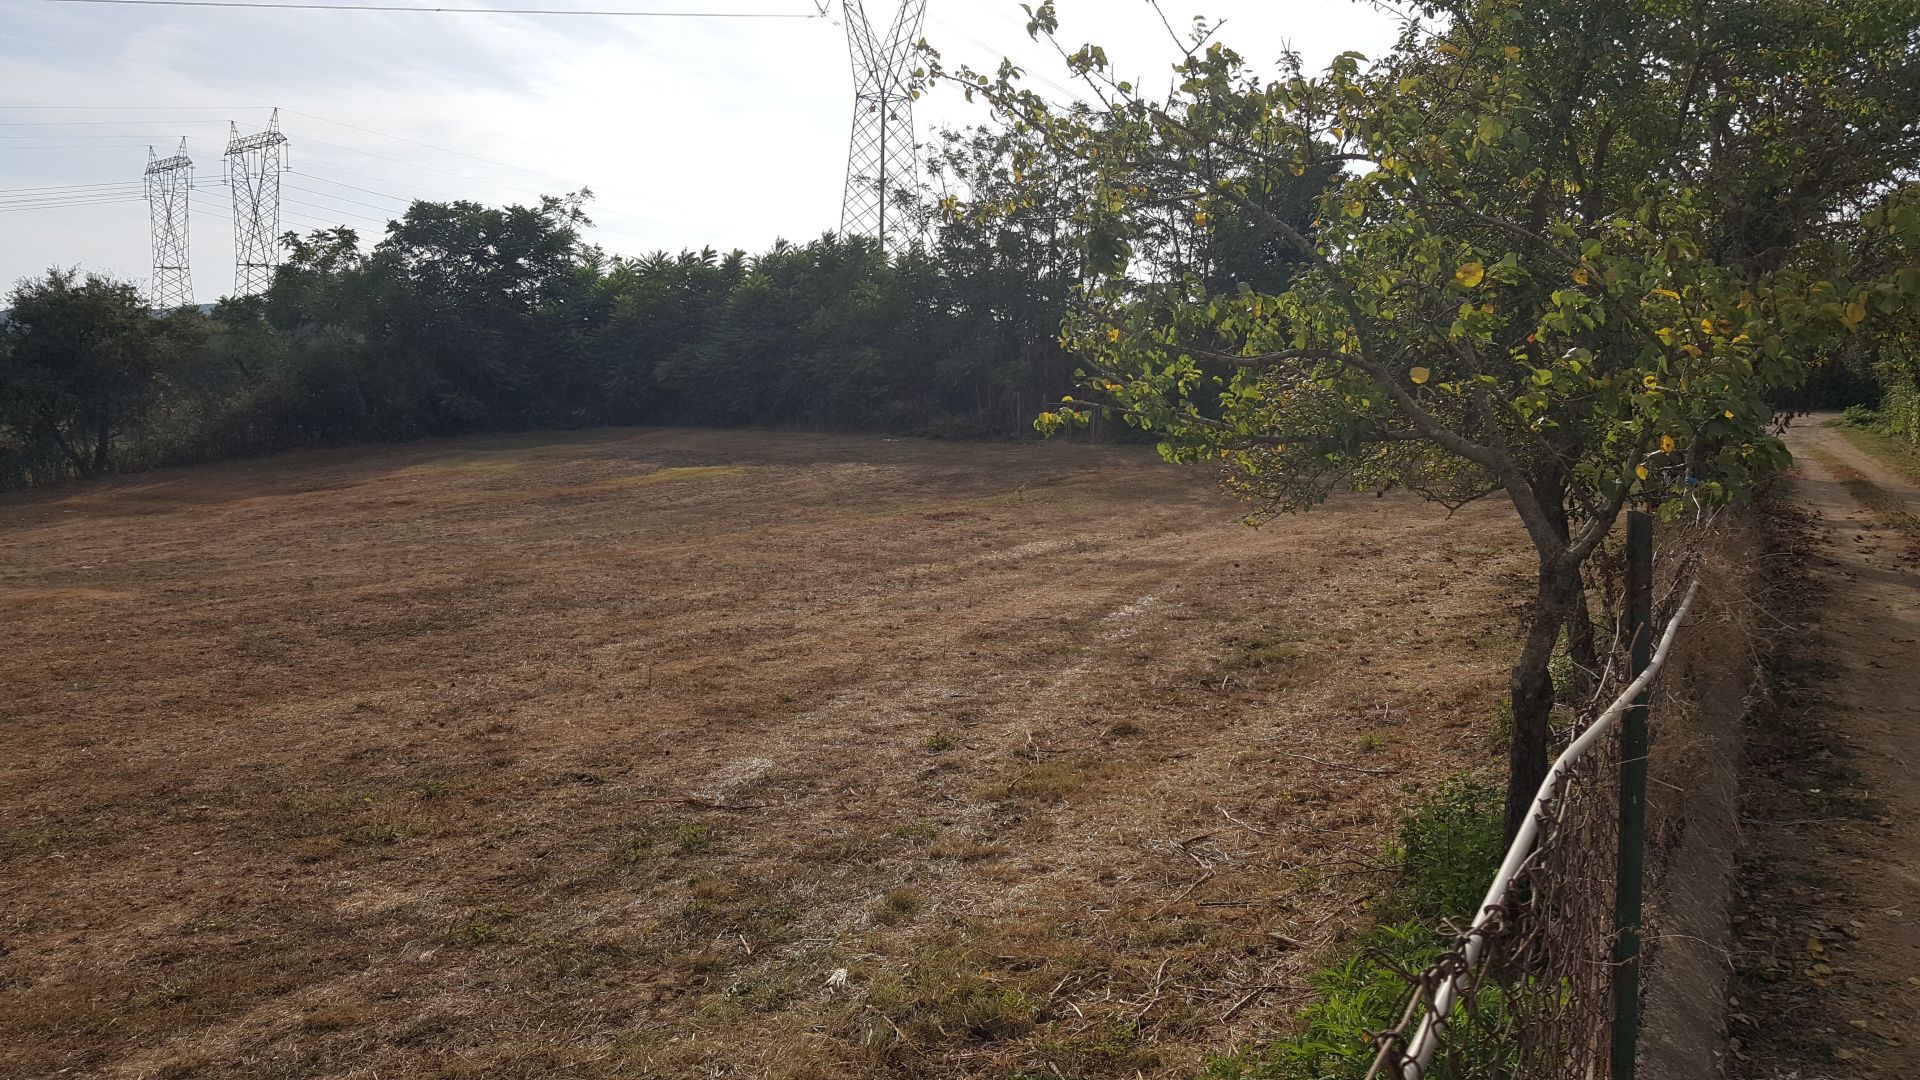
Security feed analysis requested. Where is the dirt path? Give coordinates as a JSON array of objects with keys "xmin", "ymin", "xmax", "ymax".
[{"xmin": 1737, "ymin": 418, "xmax": 1920, "ymax": 1074}]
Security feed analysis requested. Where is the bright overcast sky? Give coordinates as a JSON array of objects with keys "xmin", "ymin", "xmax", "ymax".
[{"xmin": 1, "ymin": 0, "xmax": 1407, "ymax": 304}]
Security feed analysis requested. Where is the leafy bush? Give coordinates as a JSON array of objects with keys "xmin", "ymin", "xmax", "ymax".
[
  {"xmin": 1393, "ymin": 777, "xmax": 1508, "ymax": 922},
  {"xmin": 1842, "ymin": 404, "xmax": 1883, "ymax": 428}
]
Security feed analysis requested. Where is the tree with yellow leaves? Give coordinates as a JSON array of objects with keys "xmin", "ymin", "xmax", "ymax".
[{"xmin": 927, "ymin": 0, "xmax": 1920, "ymax": 835}]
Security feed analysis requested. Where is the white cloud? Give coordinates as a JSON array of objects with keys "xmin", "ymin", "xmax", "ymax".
[{"xmin": 0, "ymin": 0, "xmax": 1405, "ymax": 302}]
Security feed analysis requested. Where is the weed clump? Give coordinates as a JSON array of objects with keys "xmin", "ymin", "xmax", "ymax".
[
  {"xmin": 1200, "ymin": 774, "xmax": 1515, "ymax": 1080},
  {"xmin": 872, "ymin": 887, "xmax": 924, "ymax": 926},
  {"xmin": 862, "ymin": 934, "xmax": 1039, "ymax": 1047},
  {"xmin": 1388, "ymin": 777, "xmax": 1505, "ymax": 922}
]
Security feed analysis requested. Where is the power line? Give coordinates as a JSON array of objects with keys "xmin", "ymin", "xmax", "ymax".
[
  {"xmin": 0, "ymin": 104, "xmax": 722, "ymax": 240},
  {"xmin": 41, "ymin": 0, "xmax": 822, "ymax": 15},
  {"xmin": 292, "ymin": 170, "xmax": 413, "ymax": 204},
  {"xmin": 0, "ymin": 180, "xmax": 146, "ymax": 196},
  {"xmin": 0, "ymin": 105, "xmax": 735, "ymax": 249},
  {"xmin": 0, "ymin": 193, "xmax": 146, "ymax": 208},
  {"xmin": 0, "ymin": 119, "xmax": 234, "ymax": 125},
  {"xmin": 0, "ymin": 133, "xmax": 215, "ymax": 139},
  {"xmin": 281, "ymin": 109, "xmax": 590, "ymax": 188},
  {"xmin": 286, "ymin": 179, "xmax": 405, "ymax": 212},
  {"xmin": 0, "ymin": 196, "xmax": 150, "ymax": 212},
  {"xmin": 0, "ymin": 105, "xmax": 251, "ymax": 109}
]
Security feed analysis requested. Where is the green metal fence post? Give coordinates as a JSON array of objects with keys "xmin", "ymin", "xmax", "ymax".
[{"xmin": 1610, "ymin": 509, "xmax": 1655, "ymax": 1080}]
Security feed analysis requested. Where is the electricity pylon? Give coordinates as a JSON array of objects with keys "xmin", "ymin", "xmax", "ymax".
[
  {"xmin": 224, "ymin": 109, "xmax": 289, "ymax": 295},
  {"xmin": 841, "ymin": 0, "xmax": 928, "ymax": 254},
  {"xmin": 144, "ymin": 138, "xmax": 194, "ymax": 309}
]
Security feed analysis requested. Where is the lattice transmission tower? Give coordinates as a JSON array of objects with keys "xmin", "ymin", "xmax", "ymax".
[
  {"xmin": 144, "ymin": 138, "xmax": 194, "ymax": 310},
  {"xmin": 841, "ymin": 0, "xmax": 928, "ymax": 253},
  {"xmin": 225, "ymin": 109, "xmax": 290, "ymax": 295}
]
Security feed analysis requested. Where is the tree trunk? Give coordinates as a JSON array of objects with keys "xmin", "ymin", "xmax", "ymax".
[
  {"xmin": 38, "ymin": 412, "xmax": 91, "ymax": 478},
  {"xmin": 91, "ymin": 411, "xmax": 113, "ymax": 476},
  {"xmin": 1564, "ymin": 573, "xmax": 1602, "ymax": 706},
  {"xmin": 1503, "ymin": 558, "xmax": 1581, "ymax": 841}
]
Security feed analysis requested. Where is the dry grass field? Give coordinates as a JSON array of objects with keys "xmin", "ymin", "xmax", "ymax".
[{"xmin": 0, "ymin": 427, "xmax": 1531, "ymax": 1079}]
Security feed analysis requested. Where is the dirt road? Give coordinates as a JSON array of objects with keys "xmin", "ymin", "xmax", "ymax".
[{"xmin": 1737, "ymin": 419, "xmax": 1920, "ymax": 1075}]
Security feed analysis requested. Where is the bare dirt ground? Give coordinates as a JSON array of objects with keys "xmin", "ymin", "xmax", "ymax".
[
  {"xmin": 0, "ymin": 428, "xmax": 1531, "ymax": 1079},
  {"xmin": 1731, "ymin": 417, "xmax": 1920, "ymax": 1077}
]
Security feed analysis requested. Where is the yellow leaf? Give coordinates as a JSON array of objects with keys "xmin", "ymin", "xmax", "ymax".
[
  {"xmin": 1642, "ymin": 374, "xmax": 1660, "ymax": 389},
  {"xmin": 1724, "ymin": 409, "xmax": 1735, "ymax": 419},
  {"xmin": 1660, "ymin": 434, "xmax": 1676, "ymax": 453},
  {"xmin": 1682, "ymin": 343, "xmax": 1702, "ymax": 357},
  {"xmin": 1651, "ymin": 288, "xmax": 1681, "ymax": 300},
  {"xmin": 1700, "ymin": 318, "xmax": 1715, "ymax": 334},
  {"xmin": 1107, "ymin": 327, "xmax": 1121, "ymax": 343},
  {"xmin": 1193, "ymin": 210, "xmax": 1210, "ymax": 226},
  {"xmin": 1572, "ymin": 267, "xmax": 1591, "ymax": 286},
  {"xmin": 1436, "ymin": 41, "xmax": 1461, "ymax": 56},
  {"xmin": 1410, "ymin": 366, "xmax": 1431, "ymax": 385},
  {"xmin": 1343, "ymin": 198, "xmax": 1364, "ymax": 219},
  {"xmin": 1455, "ymin": 261, "xmax": 1486, "ymax": 288},
  {"xmin": 1656, "ymin": 327, "xmax": 1674, "ymax": 344},
  {"xmin": 1842, "ymin": 299, "xmax": 1867, "ymax": 329},
  {"xmin": 1636, "ymin": 464, "xmax": 1649, "ymax": 481},
  {"xmin": 1503, "ymin": 45, "xmax": 1522, "ymax": 60}
]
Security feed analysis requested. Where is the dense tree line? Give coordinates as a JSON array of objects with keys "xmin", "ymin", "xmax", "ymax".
[
  {"xmin": 0, "ymin": 107, "xmax": 1345, "ymax": 491},
  {"xmin": 0, "ymin": 194, "xmax": 1063, "ymax": 488}
]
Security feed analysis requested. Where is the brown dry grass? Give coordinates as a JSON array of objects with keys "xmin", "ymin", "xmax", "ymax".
[{"xmin": 0, "ymin": 427, "xmax": 1531, "ymax": 1078}]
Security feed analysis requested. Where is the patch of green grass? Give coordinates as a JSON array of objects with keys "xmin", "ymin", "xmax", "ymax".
[
  {"xmin": 873, "ymin": 887, "xmax": 924, "ymax": 926},
  {"xmin": 862, "ymin": 933, "xmax": 1039, "ymax": 1047},
  {"xmin": 1832, "ymin": 422, "xmax": 1920, "ymax": 490},
  {"xmin": 1199, "ymin": 775, "xmax": 1515, "ymax": 1080},
  {"xmin": 886, "ymin": 820, "xmax": 941, "ymax": 843},
  {"xmin": 1387, "ymin": 776, "xmax": 1506, "ymax": 922},
  {"xmin": 1031, "ymin": 1017, "xmax": 1161, "ymax": 1074},
  {"xmin": 346, "ymin": 820, "xmax": 412, "ymax": 845},
  {"xmin": 442, "ymin": 909, "xmax": 513, "ymax": 947},
  {"xmin": 674, "ymin": 822, "xmax": 715, "ymax": 853},
  {"xmin": 921, "ymin": 733, "xmax": 957, "ymax": 752},
  {"xmin": 1200, "ymin": 922, "xmax": 1514, "ymax": 1080}
]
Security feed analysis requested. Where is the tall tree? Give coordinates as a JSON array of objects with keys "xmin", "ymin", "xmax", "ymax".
[
  {"xmin": 0, "ymin": 269, "xmax": 174, "ymax": 478},
  {"xmin": 930, "ymin": 0, "xmax": 1920, "ymax": 835}
]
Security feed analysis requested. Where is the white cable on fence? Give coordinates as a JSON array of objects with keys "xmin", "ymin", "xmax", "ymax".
[{"xmin": 1377, "ymin": 576, "xmax": 1703, "ymax": 1080}]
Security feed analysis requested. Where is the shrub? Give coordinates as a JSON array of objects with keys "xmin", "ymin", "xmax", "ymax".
[
  {"xmin": 1842, "ymin": 404, "xmax": 1882, "ymax": 428},
  {"xmin": 1393, "ymin": 777, "xmax": 1507, "ymax": 922}
]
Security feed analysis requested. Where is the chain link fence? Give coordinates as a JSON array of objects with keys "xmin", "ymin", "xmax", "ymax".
[{"xmin": 1365, "ymin": 555, "xmax": 1703, "ymax": 1080}]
